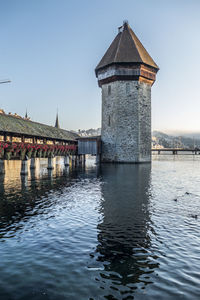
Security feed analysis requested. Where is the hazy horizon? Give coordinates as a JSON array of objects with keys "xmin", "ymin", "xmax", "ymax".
[{"xmin": 77, "ymin": 127, "xmax": 200, "ymax": 138}]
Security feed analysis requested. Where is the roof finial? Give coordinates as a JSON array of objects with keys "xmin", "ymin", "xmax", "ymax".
[
  {"xmin": 123, "ymin": 20, "xmax": 129, "ymax": 30},
  {"xmin": 25, "ymin": 108, "xmax": 28, "ymax": 119},
  {"xmin": 119, "ymin": 20, "xmax": 129, "ymax": 33},
  {"xmin": 123, "ymin": 20, "xmax": 129, "ymax": 25}
]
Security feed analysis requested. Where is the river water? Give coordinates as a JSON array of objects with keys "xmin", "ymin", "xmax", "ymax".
[{"xmin": 0, "ymin": 156, "xmax": 200, "ymax": 300}]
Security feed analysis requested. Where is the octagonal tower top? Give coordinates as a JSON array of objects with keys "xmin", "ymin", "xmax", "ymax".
[{"xmin": 95, "ymin": 21, "xmax": 159, "ymax": 86}]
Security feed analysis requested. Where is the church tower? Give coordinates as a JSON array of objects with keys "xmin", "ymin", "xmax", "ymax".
[{"xmin": 95, "ymin": 21, "xmax": 159, "ymax": 163}]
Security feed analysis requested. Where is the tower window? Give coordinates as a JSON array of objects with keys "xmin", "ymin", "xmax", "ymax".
[
  {"xmin": 126, "ymin": 82, "xmax": 130, "ymax": 94},
  {"xmin": 108, "ymin": 85, "xmax": 111, "ymax": 95},
  {"xmin": 108, "ymin": 115, "xmax": 111, "ymax": 126}
]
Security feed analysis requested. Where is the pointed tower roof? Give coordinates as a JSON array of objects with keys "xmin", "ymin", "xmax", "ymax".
[
  {"xmin": 95, "ymin": 21, "xmax": 159, "ymax": 73},
  {"xmin": 55, "ymin": 112, "xmax": 60, "ymax": 129}
]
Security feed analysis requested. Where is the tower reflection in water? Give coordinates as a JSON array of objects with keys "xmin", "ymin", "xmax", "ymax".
[{"xmin": 93, "ymin": 164, "xmax": 159, "ymax": 297}]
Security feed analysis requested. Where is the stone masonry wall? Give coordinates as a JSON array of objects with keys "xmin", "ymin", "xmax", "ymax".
[
  {"xmin": 138, "ymin": 82, "xmax": 151, "ymax": 162},
  {"xmin": 101, "ymin": 80, "xmax": 151, "ymax": 163}
]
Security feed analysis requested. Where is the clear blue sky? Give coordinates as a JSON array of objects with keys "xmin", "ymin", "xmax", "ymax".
[{"xmin": 0, "ymin": 0, "xmax": 200, "ymax": 132}]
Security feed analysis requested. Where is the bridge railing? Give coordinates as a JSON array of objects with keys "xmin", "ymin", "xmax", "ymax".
[
  {"xmin": 152, "ymin": 148, "xmax": 200, "ymax": 155},
  {"xmin": 0, "ymin": 142, "xmax": 77, "ymax": 160}
]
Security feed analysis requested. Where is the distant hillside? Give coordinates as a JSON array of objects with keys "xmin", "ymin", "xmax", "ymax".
[
  {"xmin": 76, "ymin": 128, "xmax": 200, "ymax": 149},
  {"xmin": 77, "ymin": 128, "xmax": 101, "ymax": 137},
  {"xmin": 163, "ymin": 130, "xmax": 200, "ymax": 140},
  {"xmin": 152, "ymin": 131, "xmax": 200, "ymax": 149}
]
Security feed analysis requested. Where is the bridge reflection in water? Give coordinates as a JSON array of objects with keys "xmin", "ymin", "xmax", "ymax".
[
  {"xmin": 2, "ymin": 158, "xmax": 65, "ymax": 192},
  {"xmin": 0, "ymin": 157, "xmax": 80, "ymax": 236}
]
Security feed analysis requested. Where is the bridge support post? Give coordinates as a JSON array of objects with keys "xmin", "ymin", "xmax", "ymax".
[
  {"xmin": 95, "ymin": 154, "xmax": 101, "ymax": 165},
  {"xmin": 75, "ymin": 155, "xmax": 78, "ymax": 167},
  {"xmin": 30, "ymin": 158, "xmax": 36, "ymax": 169},
  {"xmin": 82, "ymin": 155, "xmax": 84, "ymax": 165},
  {"xmin": 71, "ymin": 155, "xmax": 75, "ymax": 167},
  {"xmin": 83, "ymin": 155, "xmax": 86, "ymax": 166},
  {"xmin": 78, "ymin": 155, "xmax": 82, "ymax": 166},
  {"xmin": 21, "ymin": 160, "xmax": 29, "ymax": 175},
  {"xmin": 64, "ymin": 155, "xmax": 70, "ymax": 166},
  {"xmin": 48, "ymin": 169, "xmax": 53, "ymax": 179},
  {"xmin": 47, "ymin": 157, "xmax": 54, "ymax": 170},
  {"xmin": 68, "ymin": 155, "xmax": 72, "ymax": 166},
  {"xmin": 72, "ymin": 155, "xmax": 77, "ymax": 167},
  {"xmin": 0, "ymin": 160, "xmax": 5, "ymax": 174}
]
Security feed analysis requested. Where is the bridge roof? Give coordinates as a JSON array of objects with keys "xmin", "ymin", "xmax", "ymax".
[
  {"xmin": 77, "ymin": 135, "xmax": 101, "ymax": 140},
  {"xmin": 95, "ymin": 22, "xmax": 159, "ymax": 73},
  {"xmin": 0, "ymin": 113, "xmax": 79, "ymax": 141}
]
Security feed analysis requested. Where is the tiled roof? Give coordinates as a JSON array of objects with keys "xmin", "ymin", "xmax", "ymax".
[
  {"xmin": 96, "ymin": 22, "xmax": 159, "ymax": 72},
  {"xmin": 0, "ymin": 113, "xmax": 79, "ymax": 141}
]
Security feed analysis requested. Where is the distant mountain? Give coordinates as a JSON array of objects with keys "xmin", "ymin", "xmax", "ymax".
[
  {"xmin": 152, "ymin": 131, "xmax": 200, "ymax": 149},
  {"xmin": 77, "ymin": 128, "xmax": 101, "ymax": 137},
  {"xmin": 163, "ymin": 130, "xmax": 200, "ymax": 139}
]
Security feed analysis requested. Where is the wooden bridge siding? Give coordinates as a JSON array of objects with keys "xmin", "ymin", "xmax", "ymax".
[
  {"xmin": 0, "ymin": 131, "xmax": 77, "ymax": 146},
  {"xmin": 78, "ymin": 140, "xmax": 97, "ymax": 155},
  {"xmin": 78, "ymin": 138, "xmax": 101, "ymax": 155}
]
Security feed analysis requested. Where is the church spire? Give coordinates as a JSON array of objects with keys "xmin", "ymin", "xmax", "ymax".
[
  {"xmin": 55, "ymin": 111, "xmax": 60, "ymax": 129},
  {"xmin": 25, "ymin": 109, "xmax": 28, "ymax": 119}
]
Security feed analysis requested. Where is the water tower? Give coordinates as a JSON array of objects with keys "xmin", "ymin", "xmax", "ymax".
[{"xmin": 95, "ymin": 21, "xmax": 159, "ymax": 162}]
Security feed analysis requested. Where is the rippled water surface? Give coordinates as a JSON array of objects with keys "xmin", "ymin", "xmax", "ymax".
[{"xmin": 0, "ymin": 157, "xmax": 200, "ymax": 299}]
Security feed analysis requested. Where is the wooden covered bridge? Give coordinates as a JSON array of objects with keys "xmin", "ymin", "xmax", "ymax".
[{"xmin": 0, "ymin": 112, "xmax": 81, "ymax": 174}]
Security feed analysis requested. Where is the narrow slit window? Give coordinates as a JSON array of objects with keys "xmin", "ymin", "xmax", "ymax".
[
  {"xmin": 108, "ymin": 115, "xmax": 111, "ymax": 126},
  {"xmin": 108, "ymin": 85, "xmax": 111, "ymax": 95},
  {"xmin": 126, "ymin": 82, "xmax": 130, "ymax": 94}
]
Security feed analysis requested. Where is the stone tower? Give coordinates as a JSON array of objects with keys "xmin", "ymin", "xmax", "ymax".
[{"xmin": 95, "ymin": 21, "xmax": 159, "ymax": 163}]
